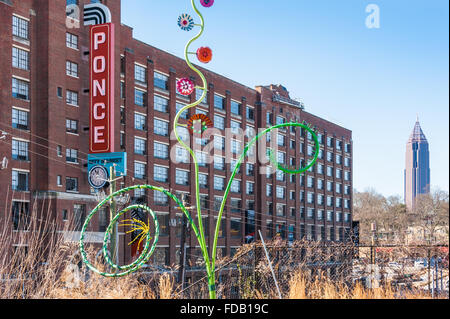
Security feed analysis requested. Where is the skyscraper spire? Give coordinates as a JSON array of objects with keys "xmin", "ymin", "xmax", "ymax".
[{"xmin": 408, "ymin": 117, "xmax": 427, "ymax": 143}]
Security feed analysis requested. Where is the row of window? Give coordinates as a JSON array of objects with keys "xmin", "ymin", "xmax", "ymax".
[{"xmin": 11, "ymin": 139, "xmax": 79, "ymax": 164}]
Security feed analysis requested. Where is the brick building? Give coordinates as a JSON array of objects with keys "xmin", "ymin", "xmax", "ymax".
[{"xmin": 0, "ymin": 0, "xmax": 353, "ymax": 267}]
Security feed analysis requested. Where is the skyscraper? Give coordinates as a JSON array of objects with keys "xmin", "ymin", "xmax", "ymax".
[{"xmin": 404, "ymin": 118, "xmax": 430, "ymax": 211}]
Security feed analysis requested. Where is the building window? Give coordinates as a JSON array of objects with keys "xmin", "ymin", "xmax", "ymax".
[
  {"xmin": 277, "ymin": 151, "xmax": 286, "ymax": 164},
  {"xmin": 345, "ymin": 157, "xmax": 351, "ymax": 167},
  {"xmin": 214, "ymin": 176, "xmax": 225, "ymax": 191},
  {"xmin": 196, "ymin": 88, "xmax": 208, "ymax": 105},
  {"xmin": 317, "ymin": 194, "xmax": 324, "ymax": 206},
  {"xmin": 327, "ymin": 137, "xmax": 334, "ymax": 148},
  {"xmin": 345, "ymin": 143, "xmax": 351, "ymax": 153},
  {"xmin": 12, "ymin": 139, "xmax": 29, "ymax": 161},
  {"xmin": 154, "ymin": 191, "xmax": 169, "ymax": 206},
  {"xmin": 336, "ymin": 183, "xmax": 342, "ymax": 194},
  {"xmin": 327, "ymin": 151, "xmax": 334, "ymax": 162},
  {"xmin": 154, "ymin": 119, "xmax": 169, "ymax": 136},
  {"xmin": 12, "ymin": 15, "xmax": 29, "ymax": 40},
  {"xmin": 345, "ymin": 185, "xmax": 351, "ymax": 195},
  {"xmin": 276, "ymin": 204, "xmax": 286, "ymax": 217},
  {"xmin": 175, "ymin": 146, "xmax": 189, "ymax": 164},
  {"xmin": 246, "ymin": 163, "xmax": 255, "ymax": 176},
  {"xmin": 66, "ymin": 119, "xmax": 78, "ymax": 134},
  {"xmin": 344, "ymin": 199, "xmax": 351, "ymax": 209},
  {"xmin": 154, "ymin": 166, "xmax": 169, "ymax": 183},
  {"xmin": 317, "ymin": 210, "xmax": 324, "ymax": 221},
  {"xmin": 214, "ymin": 136, "xmax": 225, "ymax": 151},
  {"xmin": 199, "ymin": 174, "xmax": 208, "ymax": 188},
  {"xmin": 327, "ymin": 211, "xmax": 334, "ymax": 222},
  {"xmin": 134, "ymin": 162, "xmax": 146, "ymax": 180},
  {"xmin": 214, "ymin": 94, "xmax": 225, "ymax": 110},
  {"xmin": 230, "ymin": 120, "xmax": 241, "ymax": 134},
  {"xmin": 345, "ymin": 213, "xmax": 351, "ymax": 223},
  {"xmin": 134, "ymin": 89, "xmax": 146, "ymax": 106},
  {"xmin": 57, "ymin": 175, "xmax": 62, "ymax": 187},
  {"xmin": 276, "ymin": 170, "xmax": 285, "ymax": 182},
  {"xmin": 307, "ymin": 192, "xmax": 315, "ymax": 204},
  {"xmin": 66, "ymin": 148, "xmax": 78, "ymax": 163},
  {"xmin": 230, "ymin": 140, "xmax": 241, "ymax": 155},
  {"xmin": 266, "ymin": 184, "xmax": 272, "ymax": 197},
  {"xmin": 276, "ymin": 116, "xmax": 285, "ymax": 126},
  {"xmin": 230, "ymin": 219, "xmax": 242, "ymax": 238},
  {"xmin": 195, "ymin": 151, "xmax": 208, "ymax": 167},
  {"xmin": 66, "ymin": 177, "xmax": 79, "ymax": 192},
  {"xmin": 66, "ymin": 61, "xmax": 78, "ymax": 77},
  {"xmin": 214, "ymin": 156, "xmax": 225, "ymax": 171},
  {"xmin": 344, "ymin": 171, "xmax": 351, "ymax": 181},
  {"xmin": 135, "ymin": 64, "xmax": 147, "ymax": 84},
  {"xmin": 277, "ymin": 133, "xmax": 285, "ymax": 147},
  {"xmin": 154, "ymin": 142, "xmax": 169, "ymax": 159},
  {"xmin": 327, "ymin": 166, "xmax": 334, "ymax": 177},
  {"xmin": 229, "ymin": 198, "xmax": 241, "ymax": 213},
  {"xmin": 12, "ymin": 170, "xmax": 29, "ymax": 192},
  {"xmin": 134, "ymin": 137, "xmax": 147, "ymax": 155},
  {"xmin": 12, "ymin": 78, "xmax": 29, "ymax": 100},
  {"xmin": 12, "ymin": 201, "xmax": 30, "ymax": 231},
  {"xmin": 134, "ymin": 113, "xmax": 147, "ymax": 131},
  {"xmin": 214, "ymin": 115, "xmax": 225, "ymax": 130},
  {"xmin": 12, "ymin": 109, "xmax": 29, "ymax": 130},
  {"xmin": 307, "ymin": 208, "xmax": 315, "ymax": 220},
  {"xmin": 12, "ymin": 47, "xmax": 29, "ymax": 70},
  {"xmin": 66, "ymin": 90, "xmax": 79, "ymax": 106},
  {"xmin": 175, "ymin": 169, "xmax": 189, "ymax": 186},
  {"xmin": 327, "ymin": 196, "xmax": 334, "ymax": 207},
  {"xmin": 246, "ymin": 106, "xmax": 254, "ymax": 121},
  {"xmin": 176, "ymin": 103, "xmax": 189, "ymax": 119},
  {"xmin": 154, "ymin": 72, "xmax": 169, "ymax": 90},
  {"xmin": 276, "ymin": 186, "xmax": 285, "ymax": 199},
  {"xmin": 66, "ymin": 33, "xmax": 78, "ymax": 49},
  {"xmin": 154, "ymin": 95, "xmax": 169, "ymax": 113},
  {"xmin": 231, "ymin": 180, "xmax": 241, "ymax": 193},
  {"xmin": 231, "ymin": 100, "xmax": 241, "ymax": 116}
]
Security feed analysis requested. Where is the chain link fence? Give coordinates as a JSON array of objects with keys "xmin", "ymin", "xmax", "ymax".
[{"xmin": 144, "ymin": 241, "xmax": 449, "ymax": 299}]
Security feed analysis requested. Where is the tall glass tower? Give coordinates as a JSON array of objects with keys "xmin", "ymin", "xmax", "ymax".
[{"xmin": 404, "ymin": 118, "xmax": 430, "ymax": 211}]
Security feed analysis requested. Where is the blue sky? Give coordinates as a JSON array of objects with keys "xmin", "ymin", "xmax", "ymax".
[{"xmin": 121, "ymin": 0, "xmax": 449, "ymax": 198}]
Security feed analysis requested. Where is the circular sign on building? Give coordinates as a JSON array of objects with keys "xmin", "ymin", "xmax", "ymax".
[{"xmin": 88, "ymin": 165, "xmax": 109, "ymax": 189}]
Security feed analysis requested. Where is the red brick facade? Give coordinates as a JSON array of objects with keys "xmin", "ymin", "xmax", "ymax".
[{"xmin": 0, "ymin": 0, "xmax": 353, "ymax": 267}]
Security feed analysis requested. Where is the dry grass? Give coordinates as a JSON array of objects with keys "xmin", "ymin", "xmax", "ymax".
[
  {"xmin": 286, "ymin": 272, "xmax": 437, "ymax": 299},
  {"xmin": 0, "ymin": 199, "xmax": 444, "ymax": 299}
]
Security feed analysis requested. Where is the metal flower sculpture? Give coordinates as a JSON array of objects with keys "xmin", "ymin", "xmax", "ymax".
[
  {"xmin": 79, "ymin": 0, "xmax": 320, "ymax": 300},
  {"xmin": 176, "ymin": 77, "xmax": 195, "ymax": 95}
]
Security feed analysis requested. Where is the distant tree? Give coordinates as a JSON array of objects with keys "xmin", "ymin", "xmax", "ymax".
[
  {"xmin": 354, "ymin": 190, "xmax": 408, "ymax": 244},
  {"xmin": 353, "ymin": 189, "xmax": 386, "ymax": 243},
  {"xmin": 411, "ymin": 189, "xmax": 449, "ymax": 244}
]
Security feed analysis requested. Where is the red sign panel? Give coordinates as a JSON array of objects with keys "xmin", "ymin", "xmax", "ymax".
[{"xmin": 89, "ymin": 23, "xmax": 115, "ymax": 154}]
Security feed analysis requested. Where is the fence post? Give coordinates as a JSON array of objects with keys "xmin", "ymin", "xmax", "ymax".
[
  {"xmin": 427, "ymin": 248, "xmax": 431, "ymax": 292},
  {"xmin": 258, "ymin": 230, "xmax": 282, "ymax": 299}
]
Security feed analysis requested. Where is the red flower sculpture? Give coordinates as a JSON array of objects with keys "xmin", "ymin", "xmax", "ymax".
[
  {"xmin": 197, "ymin": 47, "xmax": 213, "ymax": 64},
  {"xmin": 176, "ymin": 78, "xmax": 195, "ymax": 96}
]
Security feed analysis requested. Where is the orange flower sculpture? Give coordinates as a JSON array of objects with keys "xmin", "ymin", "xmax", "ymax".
[{"xmin": 197, "ymin": 46, "xmax": 213, "ymax": 63}]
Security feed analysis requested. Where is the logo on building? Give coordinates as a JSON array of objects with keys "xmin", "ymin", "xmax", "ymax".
[{"xmin": 84, "ymin": 3, "xmax": 112, "ymax": 26}]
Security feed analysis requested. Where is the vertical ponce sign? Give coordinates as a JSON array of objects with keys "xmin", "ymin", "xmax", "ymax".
[{"xmin": 90, "ymin": 23, "xmax": 115, "ymax": 154}]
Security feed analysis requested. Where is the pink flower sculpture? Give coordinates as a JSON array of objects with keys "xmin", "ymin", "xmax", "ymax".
[
  {"xmin": 176, "ymin": 78, "xmax": 195, "ymax": 96},
  {"xmin": 200, "ymin": 0, "xmax": 214, "ymax": 8}
]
